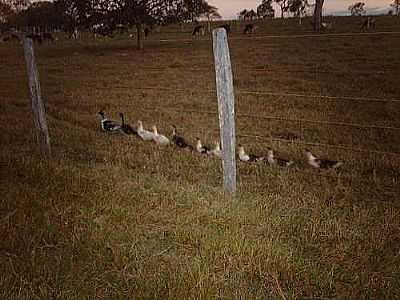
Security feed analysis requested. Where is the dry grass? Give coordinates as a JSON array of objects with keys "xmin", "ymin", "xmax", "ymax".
[{"xmin": 1, "ymin": 16, "xmax": 400, "ymax": 299}]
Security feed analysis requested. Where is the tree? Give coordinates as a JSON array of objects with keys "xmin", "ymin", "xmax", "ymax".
[
  {"xmin": 349, "ymin": 2, "xmax": 366, "ymax": 16},
  {"xmin": 1, "ymin": 0, "xmax": 30, "ymax": 29},
  {"xmin": 313, "ymin": 0, "xmax": 324, "ymax": 32},
  {"xmin": 287, "ymin": 0, "xmax": 309, "ymax": 24},
  {"xmin": 12, "ymin": 1, "xmax": 63, "ymax": 31},
  {"xmin": 257, "ymin": 0, "xmax": 275, "ymax": 19},
  {"xmin": 53, "ymin": 0, "xmax": 215, "ymax": 49},
  {"xmin": 275, "ymin": 0, "xmax": 288, "ymax": 18},
  {"xmin": 0, "ymin": 1, "xmax": 13, "ymax": 24},
  {"xmin": 238, "ymin": 9, "xmax": 248, "ymax": 20},
  {"xmin": 391, "ymin": 0, "xmax": 400, "ymax": 15}
]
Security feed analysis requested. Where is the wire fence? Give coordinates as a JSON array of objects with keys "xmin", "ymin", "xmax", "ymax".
[
  {"xmin": 131, "ymin": 106, "xmax": 400, "ymax": 157},
  {"xmin": 126, "ymin": 86, "xmax": 400, "ymax": 103}
]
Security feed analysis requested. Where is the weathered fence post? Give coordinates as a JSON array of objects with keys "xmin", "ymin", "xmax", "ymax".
[
  {"xmin": 212, "ymin": 28, "xmax": 237, "ymax": 194},
  {"xmin": 23, "ymin": 37, "xmax": 51, "ymax": 157}
]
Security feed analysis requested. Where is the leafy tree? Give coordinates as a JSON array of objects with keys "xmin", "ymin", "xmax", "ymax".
[
  {"xmin": 12, "ymin": 1, "xmax": 63, "ymax": 31},
  {"xmin": 275, "ymin": 0, "xmax": 288, "ymax": 18},
  {"xmin": 0, "ymin": 1, "xmax": 13, "ymax": 24},
  {"xmin": 287, "ymin": 0, "xmax": 309, "ymax": 21},
  {"xmin": 257, "ymin": 0, "xmax": 274, "ymax": 19},
  {"xmin": 238, "ymin": 9, "xmax": 248, "ymax": 20},
  {"xmin": 1, "ymin": 0, "xmax": 30, "ymax": 29},
  {"xmin": 391, "ymin": 0, "xmax": 400, "ymax": 15},
  {"xmin": 349, "ymin": 2, "xmax": 366, "ymax": 16}
]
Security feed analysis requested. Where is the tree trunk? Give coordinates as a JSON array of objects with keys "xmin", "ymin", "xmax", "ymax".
[
  {"xmin": 136, "ymin": 23, "xmax": 143, "ymax": 50},
  {"xmin": 314, "ymin": 0, "xmax": 324, "ymax": 32}
]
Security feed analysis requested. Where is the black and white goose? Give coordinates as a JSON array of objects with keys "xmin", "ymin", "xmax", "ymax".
[
  {"xmin": 98, "ymin": 111, "xmax": 121, "ymax": 133},
  {"xmin": 119, "ymin": 113, "xmax": 137, "ymax": 135},
  {"xmin": 152, "ymin": 125, "xmax": 170, "ymax": 145},
  {"xmin": 267, "ymin": 148, "xmax": 294, "ymax": 167},
  {"xmin": 238, "ymin": 145, "xmax": 264, "ymax": 162},
  {"xmin": 305, "ymin": 149, "xmax": 343, "ymax": 169},
  {"xmin": 196, "ymin": 138, "xmax": 211, "ymax": 154},
  {"xmin": 137, "ymin": 120, "xmax": 155, "ymax": 141},
  {"xmin": 171, "ymin": 125, "xmax": 193, "ymax": 150},
  {"xmin": 207, "ymin": 141, "xmax": 222, "ymax": 159}
]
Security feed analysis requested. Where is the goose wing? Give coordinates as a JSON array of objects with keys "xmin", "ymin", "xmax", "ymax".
[
  {"xmin": 102, "ymin": 120, "xmax": 121, "ymax": 132},
  {"xmin": 319, "ymin": 158, "xmax": 342, "ymax": 169},
  {"xmin": 121, "ymin": 124, "xmax": 137, "ymax": 135}
]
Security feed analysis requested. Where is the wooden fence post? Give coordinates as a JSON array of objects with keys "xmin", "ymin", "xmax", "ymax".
[
  {"xmin": 212, "ymin": 28, "xmax": 237, "ymax": 194},
  {"xmin": 23, "ymin": 37, "xmax": 51, "ymax": 157}
]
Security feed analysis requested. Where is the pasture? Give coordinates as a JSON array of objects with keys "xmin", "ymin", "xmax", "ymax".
[{"xmin": 1, "ymin": 16, "xmax": 400, "ymax": 298}]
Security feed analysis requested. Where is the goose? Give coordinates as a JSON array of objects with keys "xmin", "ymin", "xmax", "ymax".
[
  {"xmin": 152, "ymin": 125, "xmax": 170, "ymax": 145},
  {"xmin": 238, "ymin": 145, "xmax": 264, "ymax": 162},
  {"xmin": 267, "ymin": 148, "xmax": 294, "ymax": 167},
  {"xmin": 305, "ymin": 149, "xmax": 343, "ymax": 169},
  {"xmin": 196, "ymin": 138, "xmax": 210, "ymax": 154},
  {"xmin": 171, "ymin": 125, "xmax": 193, "ymax": 150},
  {"xmin": 98, "ymin": 111, "xmax": 121, "ymax": 132},
  {"xmin": 119, "ymin": 113, "xmax": 137, "ymax": 135},
  {"xmin": 207, "ymin": 141, "xmax": 223, "ymax": 159},
  {"xmin": 137, "ymin": 120, "xmax": 155, "ymax": 141}
]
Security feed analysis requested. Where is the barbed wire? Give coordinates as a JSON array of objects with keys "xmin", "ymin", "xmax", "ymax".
[
  {"xmin": 134, "ymin": 106, "xmax": 400, "ymax": 132},
  {"xmin": 128, "ymin": 86, "xmax": 400, "ymax": 104},
  {"xmin": 128, "ymin": 66, "xmax": 397, "ymax": 76},
  {"xmin": 157, "ymin": 31, "xmax": 400, "ymax": 44}
]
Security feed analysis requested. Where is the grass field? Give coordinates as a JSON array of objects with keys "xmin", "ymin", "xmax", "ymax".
[{"xmin": 1, "ymin": 16, "xmax": 400, "ymax": 299}]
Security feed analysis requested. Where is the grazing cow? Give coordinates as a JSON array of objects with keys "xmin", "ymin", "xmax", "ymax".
[
  {"xmin": 219, "ymin": 24, "xmax": 231, "ymax": 34},
  {"xmin": 26, "ymin": 33, "xmax": 43, "ymax": 44},
  {"xmin": 144, "ymin": 27, "xmax": 151, "ymax": 38},
  {"xmin": 68, "ymin": 28, "xmax": 79, "ymax": 39},
  {"xmin": 361, "ymin": 17, "xmax": 376, "ymax": 31},
  {"xmin": 192, "ymin": 25, "xmax": 205, "ymax": 36},
  {"xmin": 243, "ymin": 23, "xmax": 256, "ymax": 34},
  {"xmin": 41, "ymin": 32, "xmax": 55, "ymax": 43},
  {"xmin": 1, "ymin": 32, "xmax": 20, "ymax": 43},
  {"xmin": 321, "ymin": 22, "xmax": 333, "ymax": 30},
  {"xmin": 92, "ymin": 23, "xmax": 114, "ymax": 38}
]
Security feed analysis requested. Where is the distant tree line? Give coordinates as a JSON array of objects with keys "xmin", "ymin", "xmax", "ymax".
[{"xmin": 0, "ymin": 0, "xmax": 219, "ymax": 48}]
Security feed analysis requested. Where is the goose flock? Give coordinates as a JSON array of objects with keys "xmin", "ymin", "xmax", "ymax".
[{"xmin": 98, "ymin": 111, "xmax": 343, "ymax": 170}]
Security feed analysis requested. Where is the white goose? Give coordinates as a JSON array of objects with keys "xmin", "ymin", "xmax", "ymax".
[
  {"xmin": 196, "ymin": 138, "xmax": 210, "ymax": 154},
  {"xmin": 267, "ymin": 148, "xmax": 294, "ymax": 167},
  {"xmin": 152, "ymin": 125, "xmax": 170, "ymax": 145},
  {"xmin": 98, "ymin": 111, "xmax": 121, "ymax": 133},
  {"xmin": 137, "ymin": 120, "xmax": 155, "ymax": 141},
  {"xmin": 207, "ymin": 141, "xmax": 222, "ymax": 159},
  {"xmin": 238, "ymin": 145, "xmax": 264, "ymax": 162},
  {"xmin": 305, "ymin": 149, "xmax": 343, "ymax": 169}
]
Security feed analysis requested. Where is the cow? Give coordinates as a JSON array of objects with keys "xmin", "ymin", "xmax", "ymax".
[
  {"xmin": 243, "ymin": 24, "xmax": 256, "ymax": 34},
  {"xmin": 219, "ymin": 24, "xmax": 231, "ymax": 34},
  {"xmin": 192, "ymin": 25, "xmax": 205, "ymax": 36},
  {"xmin": 1, "ymin": 32, "xmax": 20, "ymax": 43},
  {"xmin": 26, "ymin": 33, "xmax": 43, "ymax": 44},
  {"xmin": 41, "ymin": 32, "xmax": 55, "ymax": 43},
  {"xmin": 144, "ymin": 27, "xmax": 151, "ymax": 38},
  {"xmin": 361, "ymin": 17, "xmax": 376, "ymax": 31}
]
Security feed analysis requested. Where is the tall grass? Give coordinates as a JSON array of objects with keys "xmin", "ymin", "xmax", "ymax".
[{"xmin": 1, "ymin": 16, "xmax": 400, "ymax": 299}]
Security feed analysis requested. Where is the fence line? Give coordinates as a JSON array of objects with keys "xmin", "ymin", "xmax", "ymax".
[
  {"xmin": 134, "ymin": 105, "xmax": 400, "ymax": 132},
  {"xmin": 131, "ymin": 66, "xmax": 397, "ymax": 76},
  {"xmin": 157, "ymin": 31, "xmax": 400, "ymax": 44},
  {"xmin": 129, "ymin": 86, "xmax": 400, "ymax": 103}
]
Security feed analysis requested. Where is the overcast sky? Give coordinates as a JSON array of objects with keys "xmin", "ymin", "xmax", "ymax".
[{"xmin": 207, "ymin": 0, "xmax": 394, "ymax": 19}]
